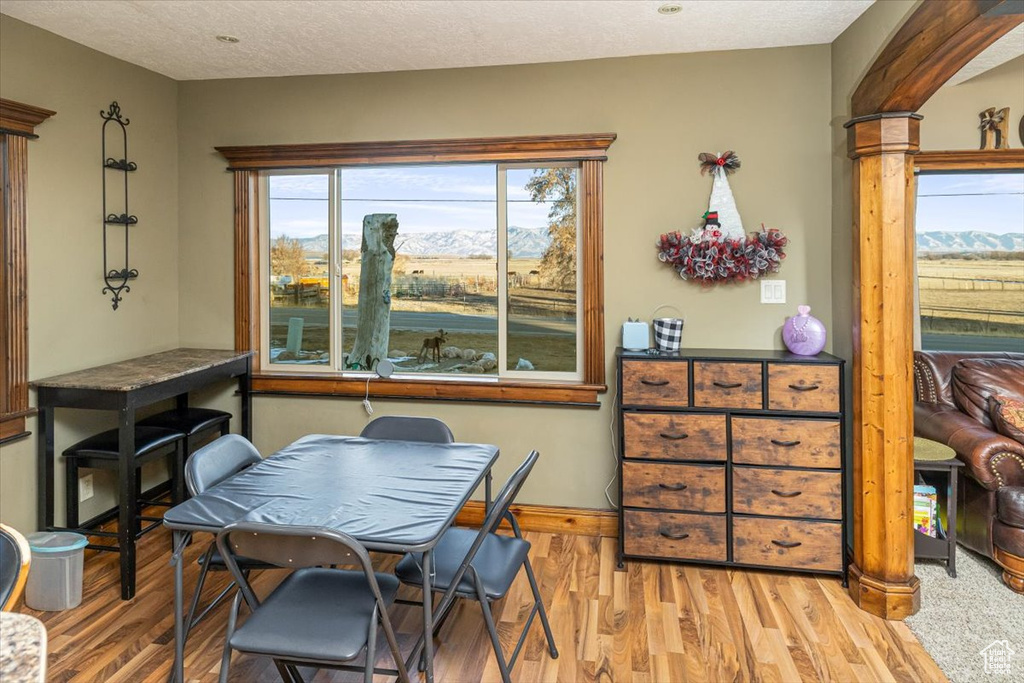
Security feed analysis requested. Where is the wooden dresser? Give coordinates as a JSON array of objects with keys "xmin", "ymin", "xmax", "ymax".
[{"xmin": 616, "ymin": 348, "xmax": 847, "ymax": 581}]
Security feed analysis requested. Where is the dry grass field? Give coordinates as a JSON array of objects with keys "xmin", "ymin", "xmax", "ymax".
[{"xmin": 917, "ymin": 258, "xmax": 1023, "ymax": 338}]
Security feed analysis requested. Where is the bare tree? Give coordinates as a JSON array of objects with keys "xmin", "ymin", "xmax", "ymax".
[
  {"xmin": 526, "ymin": 168, "xmax": 577, "ymax": 291},
  {"xmin": 270, "ymin": 235, "xmax": 310, "ymax": 303}
]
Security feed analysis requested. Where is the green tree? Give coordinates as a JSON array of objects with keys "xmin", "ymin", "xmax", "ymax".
[{"xmin": 526, "ymin": 167, "xmax": 577, "ymax": 291}]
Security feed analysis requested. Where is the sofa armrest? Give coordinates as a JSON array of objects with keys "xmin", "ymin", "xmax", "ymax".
[{"xmin": 915, "ymin": 403, "xmax": 1024, "ymax": 490}]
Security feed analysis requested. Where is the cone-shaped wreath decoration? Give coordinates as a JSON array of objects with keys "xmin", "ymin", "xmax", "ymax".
[{"xmin": 657, "ymin": 151, "xmax": 787, "ymax": 284}]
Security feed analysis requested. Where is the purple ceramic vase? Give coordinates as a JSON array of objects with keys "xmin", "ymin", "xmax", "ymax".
[{"xmin": 782, "ymin": 305, "xmax": 827, "ymax": 356}]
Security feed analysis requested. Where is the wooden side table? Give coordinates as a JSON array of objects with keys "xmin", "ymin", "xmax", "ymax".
[{"xmin": 913, "ymin": 437, "xmax": 964, "ymax": 577}]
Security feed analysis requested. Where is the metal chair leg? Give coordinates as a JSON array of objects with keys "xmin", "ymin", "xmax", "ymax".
[
  {"xmin": 476, "ymin": 578, "xmax": 512, "ymax": 683},
  {"xmin": 218, "ymin": 591, "xmax": 241, "ymax": 683},
  {"xmin": 525, "ymin": 558, "xmax": 558, "ymax": 658},
  {"xmin": 65, "ymin": 457, "xmax": 80, "ymax": 528},
  {"xmin": 182, "ymin": 543, "xmax": 215, "ymax": 649},
  {"xmin": 364, "ymin": 605, "xmax": 379, "ymax": 683}
]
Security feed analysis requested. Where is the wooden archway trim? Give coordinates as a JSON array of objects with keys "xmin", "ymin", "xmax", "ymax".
[
  {"xmin": 852, "ymin": 0, "xmax": 1023, "ymax": 117},
  {"xmin": 846, "ymin": 0, "xmax": 1022, "ymax": 620}
]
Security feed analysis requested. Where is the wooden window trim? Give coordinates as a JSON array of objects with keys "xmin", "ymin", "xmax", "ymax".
[
  {"xmin": 220, "ymin": 133, "xmax": 615, "ymax": 407},
  {"xmin": 915, "ymin": 148, "xmax": 1024, "ymax": 172},
  {"xmin": 1, "ymin": 98, "xmax": 55, "ymax": 445}
]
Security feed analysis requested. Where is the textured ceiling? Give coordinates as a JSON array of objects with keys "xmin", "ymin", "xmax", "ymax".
[
  {"xmin": 946, "ymin": 25, "xmax": 1024, "ymax": 86},
  {"xmin": 0, "ymin": 0, "xmax": 874, "ymax": 81}
]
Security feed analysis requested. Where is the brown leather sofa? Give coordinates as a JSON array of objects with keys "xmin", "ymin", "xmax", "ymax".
[{"xmin": 913, "ymin": 351, "xmax": 1024, "ymax": 593}]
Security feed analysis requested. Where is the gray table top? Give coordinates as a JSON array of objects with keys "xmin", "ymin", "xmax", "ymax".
[
  {"xmin": 163, "ymin": 435, "xmax": 499, "ymax": 551},
  {"xmin": 30, "ymin": 348, "xmax": 251, "ymax": 392}
]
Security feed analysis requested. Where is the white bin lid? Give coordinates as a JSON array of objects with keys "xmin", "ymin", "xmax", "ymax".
[{"xmin": 26, "ymin": 531, "xmax": 88, "ymax": 553}]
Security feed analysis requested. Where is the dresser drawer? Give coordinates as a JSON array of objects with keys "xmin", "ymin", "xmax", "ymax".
[
  {"xmin": 732, "ymin": 467, "xmax": 841, "ymax": 520},
  {"xmin": 624, "ymin": 510, "xmax": 727, "ymax": 562},
  {"xmin": 693, "ymin": 361, "xmax": 762, "ymax": 409},
  {"xmin": 621, "ymin": 361, "xmax": 688, "ymax": 407},
  {"xmin": 731, "ymin": 417, "xmax": 841, "ymax": 469},
  {"xmin": 733, "ymin": 518, "xmax": 842, "ymax": 572},
  {"xmin": 622, "ymin": 462, "xmax": 725, "ymax": 512},
  {"xmin": 767, "ymin": 364, "xmax": 840, "ymax": 413},
  {"xmin": 623, "ymin": 413, "xmax": 727, "ymax": 461}
]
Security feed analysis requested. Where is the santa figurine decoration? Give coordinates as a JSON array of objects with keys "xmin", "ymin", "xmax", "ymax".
[{"xmin": 657, "ymin": 151, "xmax": 788, "ymax": 284}]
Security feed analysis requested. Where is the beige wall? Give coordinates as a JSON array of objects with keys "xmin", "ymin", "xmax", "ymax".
[
  {"xmin": 0, "ymin": 17, "xmax": 180, "ymax": 531},
  {"xmin": 178, "ymin": 46, "xmax": 833, "ymax": 509},
  {"xmin": 919, "ymin": 55, "xmax": 1024, "ymax": 150}
]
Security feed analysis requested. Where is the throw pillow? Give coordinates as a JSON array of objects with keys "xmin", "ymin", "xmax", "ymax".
[
  {"xmin": 991, "ymin": 395, "xmax": 1024, "ymax": 445},
  {"xmin": 951, "ymin": 358, "xmax": 1024, "ymax": 429}
]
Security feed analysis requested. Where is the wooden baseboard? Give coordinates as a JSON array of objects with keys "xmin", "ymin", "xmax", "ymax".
[{"xmin": 456, "ymin": 501, "xmax": 618, "ymax": 537}]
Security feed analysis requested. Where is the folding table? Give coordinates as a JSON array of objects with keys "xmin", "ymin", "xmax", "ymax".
[{"xmin": 162, "ymin": 434, "xmax": 499, "ymax": 683}]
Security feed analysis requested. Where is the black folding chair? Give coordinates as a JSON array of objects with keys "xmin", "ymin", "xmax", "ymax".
[
  {"xmin": 359, "ymin": 416, "xmax": 454, "ymax": 444},
  {"xmin": 216, "ymin": 523, "xmax": 409, "ymax": 683},
  {"xmin": 395, "ymin": 450, "xmax": 558, "ymax": 683},
  {"xmin": 181, "ymin": 435, "xmax": 269, "ymax": 646}
]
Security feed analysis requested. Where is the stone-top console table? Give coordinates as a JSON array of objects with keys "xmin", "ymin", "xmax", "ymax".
[{"xmin": 31, "ymin": 348, "xmax": 252, "ymax": 599}]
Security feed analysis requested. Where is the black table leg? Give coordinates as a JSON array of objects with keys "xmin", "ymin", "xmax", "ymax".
[
  {"xmin": 175, "ymin": 392, "xmax": 189, "ymax": 413},
  {"xmin": 118, "ymin": 407, "xmax": 138, "ymax": 600},
  {"xmin": 948, "ymin": 469, "xmax": 959, "ymax": 578},
  {"xmin": 240, "ymin": 359, "xmax": 252, "ymax": 440},
  {"xmin": 37, "ymin": 406, "xmax": 55, "ymax": 530}
]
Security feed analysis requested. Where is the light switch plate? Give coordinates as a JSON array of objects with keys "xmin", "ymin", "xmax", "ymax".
[
  {"xmin": 79, "ymin": 473, "xmax": 94, "ymax": 501},
  {"xmin": 761, "ymin": 279, "xmax": 786, "ymax": 304}
]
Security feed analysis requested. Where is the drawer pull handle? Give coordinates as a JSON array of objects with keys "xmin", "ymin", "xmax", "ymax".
[
  {"xmin": 770, "ymin": 439, "xmax": 802, "ymax": 447},
  {"xmin": 658, "ymin": 483, "xmax": 688, "ymax": 491},
  {"xmin": 659, "ymin": 529, "xmax": 690, "ymax": 541},
  {"xmin": 788, "ymin": 383, "xmax": 820, "ymax": 392},
  {"xmin": 659, "ymin": 432, "xmax": 689, "ymax": 441},
  {"xmin": 771, "ymin": 489, "xmax": 803, "ymax": 498},
  {"xmin": 640, "ymin": 379, "xmax": 670, "ymax": 387},
  {"xmin": 712, "ymin": 381, "xmax": 743, "ymax": 389},
  {"xmin": 771, "ymin": 539, "xmax": 802, "ymax": 549}
]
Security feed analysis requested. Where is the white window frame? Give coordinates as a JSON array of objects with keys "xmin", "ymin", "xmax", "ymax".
[{"xmin": 260, "ymin": 162, "xmax": 584, "ymax": 382}]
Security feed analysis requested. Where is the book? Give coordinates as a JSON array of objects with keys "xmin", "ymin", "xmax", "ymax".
[{"xmin": 914, "ymin": 484, "xmax": 938, "ymax": 538}]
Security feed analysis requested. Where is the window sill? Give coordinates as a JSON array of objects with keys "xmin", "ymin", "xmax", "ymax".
[
  {"xmin": 250, "ymin": 373, "xmax": 605, "ymax": 407},
  {"xmin": 0, "ymin": 412, "xmax": 33, "ymax": 446}
]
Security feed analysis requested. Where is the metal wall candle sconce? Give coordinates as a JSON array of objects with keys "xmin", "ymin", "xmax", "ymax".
[{"xmin": 101, "ymin": 101, "xmax": 138, "ymax": 310}]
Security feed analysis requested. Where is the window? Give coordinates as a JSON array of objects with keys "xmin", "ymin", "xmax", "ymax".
[
  {"xmin": 915, "ymin": 169, "xmax": 1024, "ymax": 353},
  {"xmin": 222, "ymin": 134, "xmax": 613, "ymax": 405},
  {"xmin": 263, "ymin": 163, "xmax": 581, "ymax": 381}
]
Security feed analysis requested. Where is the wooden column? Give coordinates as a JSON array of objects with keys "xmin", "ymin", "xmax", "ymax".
[
  {"xmin": 845, "ymin": 113, "xmax": 922, "ymax": 619},
  {"xmin": 0, "ymin": 98, "xmax": 54, "ymax": 444}
]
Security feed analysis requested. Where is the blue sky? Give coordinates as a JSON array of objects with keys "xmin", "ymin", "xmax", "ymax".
[
  {"xmin": 916, "ymin": 172, "xmax": 1024, "ymax": 235},
  {"xmin": 267, "ymin": 165, "xmax": 555, "ymax": 239}
]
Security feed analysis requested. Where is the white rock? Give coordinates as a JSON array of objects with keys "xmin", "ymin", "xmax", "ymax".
[
  {"xmin": 478, "ymin": 356, "xmax": 497, "ymax": 371},
  {"xmin": 515, "ymin": 358, "xmax": 535, "ymax": 371},
  {"xmin": 462, "ymin": 348, "xmax": 478, "ymax": 360},
  {"xmin": 442, "ymin": 346, "xmax": 462, "ymax": 359},
  {"xmin": 462, "ymin": 362, "xmax": 486, "ymax": 374}
]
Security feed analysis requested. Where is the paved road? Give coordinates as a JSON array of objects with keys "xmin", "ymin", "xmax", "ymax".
[
  {"xmin": 921, "ymin": 333, "xmax": 1023, "ymax": 353},
  {"xmin": 271, "ymin": 306, "xmax": 575, "ymax": 336}
]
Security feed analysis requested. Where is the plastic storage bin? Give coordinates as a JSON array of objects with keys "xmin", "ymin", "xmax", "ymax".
[{"xmin": 25, "ymin": 531, "xmax": 88, "ymax": 611}]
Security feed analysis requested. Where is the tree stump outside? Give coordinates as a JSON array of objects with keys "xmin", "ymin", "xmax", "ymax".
[{"xmin": 349, "ymin": 213, "xmax": 399, "ymax": 370}]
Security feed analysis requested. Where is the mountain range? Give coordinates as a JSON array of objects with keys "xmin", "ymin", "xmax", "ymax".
[
  {"xmin": 917, "ymin": 230, "xmax": 1023, "ymax": 253},
  {"xmin": 297, "ymin": 226, "xmax": 552, "ymax": 258}
]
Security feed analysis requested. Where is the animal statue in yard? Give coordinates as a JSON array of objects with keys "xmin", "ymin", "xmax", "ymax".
[{"xmin": 419, "ymin": 329, "xmax": 448, "ymax": 363}]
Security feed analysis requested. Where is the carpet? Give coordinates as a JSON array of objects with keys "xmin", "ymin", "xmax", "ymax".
[{"xmin": 906, "ymin": 547, "xmax": 1024, "ymax": 682}]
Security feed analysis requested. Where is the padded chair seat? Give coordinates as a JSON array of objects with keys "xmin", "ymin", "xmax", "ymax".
[
  {"xmin": 229, "ymin": 567, "xmax": 399, "ymax": 662},
  {"xmin": 395, "ymin": 527, "xmax": 530, "ymax": 600},
  {"xmin": 138, "ymin": 408, "xmax": 231, "ymax": 437},
  {"xmin": 63, "ymin": 426, "xmax": 184, "ymax": 459},
  {"xmin": 198, "ymin": 546, "xmax": 275, "ymax": 571}
]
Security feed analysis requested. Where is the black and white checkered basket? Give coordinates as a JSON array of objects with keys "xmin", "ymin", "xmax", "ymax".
[{"xmin": 653, "ymin": 317, "xmax": 684, "ymax": 352}]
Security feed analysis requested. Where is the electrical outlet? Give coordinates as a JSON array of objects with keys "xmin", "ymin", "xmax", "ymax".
[
  {"xmin": 79, "ymin": 473, "xmax": 94, "ymax": 501},
  {"xmin": 760, "ymin": 279, "xmax": 786, "ymax": 304}
]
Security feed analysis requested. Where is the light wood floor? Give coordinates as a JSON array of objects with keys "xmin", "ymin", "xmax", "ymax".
[{"xmin": 20, "ymin": 524, "xmax": 946, "ymax": 682}]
